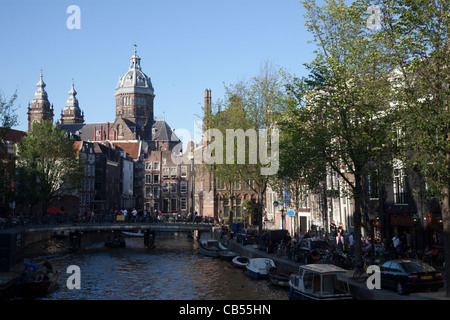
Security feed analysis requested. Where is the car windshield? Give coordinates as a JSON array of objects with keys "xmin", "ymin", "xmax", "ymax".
[{"xmin": 400, "ymin": 261, "xmax": 436, "ymax": 273}]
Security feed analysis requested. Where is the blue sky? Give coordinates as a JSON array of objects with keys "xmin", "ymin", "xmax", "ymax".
[{"xmin": 0, "ymin": 0, "xmax": 316, "ymax": 141}]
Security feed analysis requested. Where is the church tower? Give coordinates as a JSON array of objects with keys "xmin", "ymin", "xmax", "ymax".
[
  {"xmin": 112, "ymin": 44, "xmax": 155, "ymax": 140},
  {"xmin": 60, "ymin": 79, "xmax": 84, "ymax": 125},
  {"xmin": 27, "ymin": 70, "xmax": 54, "ymax": 131}
]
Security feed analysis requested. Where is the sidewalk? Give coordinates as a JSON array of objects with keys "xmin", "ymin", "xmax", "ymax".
[{"xmin": 224, "ymin": 238, "xmax": 450, "ymax": 300}]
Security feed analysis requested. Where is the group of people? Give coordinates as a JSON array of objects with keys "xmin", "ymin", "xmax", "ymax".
[
  {"xmin": 18, "ymin": 260, "xmax": 54, "ymax": 283},
  {"xmin": 114, "ymin": 208, "xmax": 162, "ymax": 223}
]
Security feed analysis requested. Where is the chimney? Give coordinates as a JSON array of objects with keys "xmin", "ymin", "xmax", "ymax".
[
  {"xmin": 203, "ymin": 89, "xmax": 212, "ymax": 146},
  {"xmin": 106, "ymin": 122, "xmax": 110, "ymax": 140}
]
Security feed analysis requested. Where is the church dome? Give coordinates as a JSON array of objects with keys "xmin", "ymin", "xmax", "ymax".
[{"xmin": 115, "ymin": 46, "xmax": 154, "ymax": 96}]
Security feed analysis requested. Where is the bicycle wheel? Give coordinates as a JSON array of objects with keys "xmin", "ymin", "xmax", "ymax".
[{"xmin": 352, "ymin": 268, "xmax": 367, "ymax": 283}]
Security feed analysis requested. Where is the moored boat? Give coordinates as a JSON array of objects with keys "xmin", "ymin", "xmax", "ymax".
[
  {"xmin": 232, "ymin": 256, "xmax": 250, "ymax": 269},
  {"xmin": 288, "ymin": 264, "xmax": 353, "ymax": 300},
  {"xmin": 245, "ymin": 258, "xmax": 276, "ymax": 280},
  {"xmin": 220, "ymin": 250, "xmax": 237, "ymax": 261},
  {"xmin": 197, "ymin": 239, "xmax": 224, "ymax": 257},
  {"xmin": 122, "ymin": 230, "xmax": 144, "ymax": 237},
  {"xmin": 105, "ymin": 235, "xmax": 126, "ymax": 248},
  {"xmin": 268, "ymin": 266, "xmax": 292, "ymax": 287},
  {"xmin": 12, "ymin": 271, "xmax": 60, "ymax": 298}
]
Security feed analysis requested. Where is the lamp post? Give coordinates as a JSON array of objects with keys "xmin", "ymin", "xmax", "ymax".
[{"xmin": 243, "ymin": 204, "xmax": 247, "ymax": 228}]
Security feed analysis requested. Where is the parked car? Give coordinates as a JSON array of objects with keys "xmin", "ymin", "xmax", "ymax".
[
  {"xmin": 292, "ymin": 238, "xmax": 330, "ymax": 264},
  {"xmin": 257, "ymin": 229, "xmax": 290, "ymax": 253},
  {"xmin": 378, "ymin": 259, "xmax": 444, "ymax": 295},
  {"xmin": 236, "ymin": 226, "xmax": 258, "ymax": 245}
]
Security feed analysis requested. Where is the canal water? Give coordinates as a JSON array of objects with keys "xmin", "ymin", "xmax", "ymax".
[{"xmin": 25, "ymin": 232, "xmax": 289, "ymax": 300}]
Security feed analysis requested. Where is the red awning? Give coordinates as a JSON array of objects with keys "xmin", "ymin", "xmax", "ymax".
[{"xmin": 47, "ymin": 207, "xmax": 65, "ymax": 214}]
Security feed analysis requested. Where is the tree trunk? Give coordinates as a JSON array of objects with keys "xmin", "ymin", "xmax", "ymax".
[
  {"xmin": 441, "ymin": 188, "xmax": 450, "ymax": 297},
  {"xmin": 353, "ymin": 172, "xmax": 364, "ymax": 265}
]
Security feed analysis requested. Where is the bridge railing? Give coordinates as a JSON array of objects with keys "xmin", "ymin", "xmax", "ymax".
[{"xmin": 0, "ymin": 213, "xmax": 218, "ymax": 229}]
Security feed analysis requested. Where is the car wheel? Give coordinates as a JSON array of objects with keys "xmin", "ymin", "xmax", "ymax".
[{"xmin": 396, "ymin": 281, "xmax": 408, "ymax": 295}]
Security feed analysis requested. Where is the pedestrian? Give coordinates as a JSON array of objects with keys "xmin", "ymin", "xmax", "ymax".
[
  {"xmin": 349, "ymin": 232, "xmax": 354, "ymax": 254},
  {"xmin": 336, "ymin": 232, "xmax": 344, "ymax": 251},
  {"xmin": 132, "ymin": 208, "xmax": 138, "ymax": 223}
]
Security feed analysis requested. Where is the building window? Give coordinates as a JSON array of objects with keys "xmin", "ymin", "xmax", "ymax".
[
  {"xmin": 163, "ymin": 167, "xmax": 169, "ymax": 179},
  {"xmin": 170, "ymin": 198, "xmax": 177, "ymax": 212},
  {"xmin": 153, "ymin": 161, "xmax": 160, "ymax": 170},
  {"xmin": 153, "ymin": 186, "xmax": 160, "ymax": 199},
  {"xmin": 368, "ymin": 173, "xmax": 379, "ymax": 199},
  {"xmin": 180, "ymin": 198, "xmax": 187, "ymax": 211},
  {"xmin": 145, "ymin": 174, "xmax": 152, "ymax": 184},
  {"xmin": 162, "ymin": 182, "xmax": 169, "ymax": 193},
  {"xmin": 153, "ymin": 174, "xmax": 159, "ymax": 184},
  {"xmin": 171, "ymin": 167, "xmax": 177, "ymax": 178},
  {"xmin": 393, "ymin": 168, "xmax": 408, "ymax": 204},
  {"xmin": 170, "ymin": 182, "xmax": 177, "ymax": 193},
  {"xmin": 181, "ymin": 166, "xmax": 187, "ymax": 177},
  {"xmin": 153, "ymin": 202, "xmax": 159, "ymax": 212},
  {"xmin": 180, "ymin": 181, "xmax": 187, "ymax": 193},
  {"xmin": 145, "ymin": 162, "xmax": 152, "ymax": 170},
  {"xmin": 145, "ymin": 186, "xmax": 151, "ymax": 199}
]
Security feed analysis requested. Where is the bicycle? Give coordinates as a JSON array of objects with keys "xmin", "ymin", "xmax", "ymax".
[
  {"xmin": 276, "ymin": 240, "xmax": 288, "ymax": 257},
  {"xmin": 352, "ymin": 257, "xmax": 371, "ymax": 283}
]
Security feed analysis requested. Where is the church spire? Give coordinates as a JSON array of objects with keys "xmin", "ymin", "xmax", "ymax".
[
  {"xmin": 60, "ymin": 78, "xmax": 84, "ymax": 125},
  {"xmin": 129, "ymin": 43, "xmax": 141, "ymax": 70},
  {"xmin": 28, "ymin": 69, "xmax": 54, "ymax": 131}
]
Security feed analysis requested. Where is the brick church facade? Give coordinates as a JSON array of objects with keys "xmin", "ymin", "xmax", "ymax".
[{"xmin": 26, "ymin": 47, "xmax": 191, "ymax": 217}]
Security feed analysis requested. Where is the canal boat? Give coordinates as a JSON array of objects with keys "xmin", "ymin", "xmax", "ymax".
[
  {"xmin": 105, "ymin": 235, "xmax": 126, "ymax": 248},
  {"xmin": 268, "ymin": 266, "xmax": 292, "ymax": 287},
  {"xmin": 245, "ymin": 258, "xmax": 276, "ymax": 280},
  {"xmin": 122, "ymin": 230, "xmax": 144, "ymax": 237},
  {"xmin": 197, "ymin": 239, "xmax": 226, "ymax": 257},
  {"xmin": 231, "ymin": 256, "xmax": 250, "ymax": 269},
  {"xmin": 12, "ymin": 271, "xmax": 60, "ymax": 298},
  {"xmin": 288, "ymin": 264, "xmax": 353, "ymax": 300}
]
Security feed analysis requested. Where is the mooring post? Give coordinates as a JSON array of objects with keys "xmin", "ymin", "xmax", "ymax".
[
  {"xmin": 144, "ymin": 229, "xmax": 155, "ymax": 248},
  {"xmin": 70, "ymin": 231, "xmax": 81, "ymax": 249}
]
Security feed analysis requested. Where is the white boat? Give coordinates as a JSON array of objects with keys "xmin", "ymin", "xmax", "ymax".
[
  {"xmin": 232, "ymin": 256, "xmax": 250, "ymax": 269},
  {"xmin": 245, "ymin": 258, "xmax": 276, "ymax": 280},
  {"xmin": 288, "ymin": 264, "xmax": 353, "ymax": 300},
  {"xmin": 220, "ymin": 250, "xmax": 237, "ymax": 261},
  {"xmin": 197, "ymin": 239, "xmax": 226, "ymax": 257},
  {"xmin": 122, "ymin": 230, "xmax": 144, "ymax": 237}
]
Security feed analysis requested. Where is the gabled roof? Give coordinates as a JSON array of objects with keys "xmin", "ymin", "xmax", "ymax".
[
  {"xmin": 61, "ymin": 122, "xmax": 108, "ymax": 141},
  {"xmin": 113, "ymin": 141, "xmax": 142, "ymax": 160},
  {"xmin": 152, "ymin": 120, "xmax": 180, "ymax": 142},
  {"xmin": 2, "ymin": 128, "xmax": 27, "ymax": 142}
]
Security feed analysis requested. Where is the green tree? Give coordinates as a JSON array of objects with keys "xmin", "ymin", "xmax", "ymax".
[
  {"xmin": 294, "ymin": 0, "xmax": 396, "ymax": 263},
  {"xmin": 0, "ymin": 91, "xmax": 19, "ymax": 201},
  {"xmin": 206, "ymin": 62, "xmax": 289, "ymax": 231},
  {"xmin": 377, "ymin": 0, "xmax": 450, "ymax": 295},
  {"xmin": 15, "ymin": 120, "xmax": 84, "ymax": 217}
]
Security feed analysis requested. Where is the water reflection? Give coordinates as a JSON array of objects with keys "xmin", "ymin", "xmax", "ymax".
[{"xmin": 28, "ymin": 233, "xmax": 288, "ymax": 300}]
